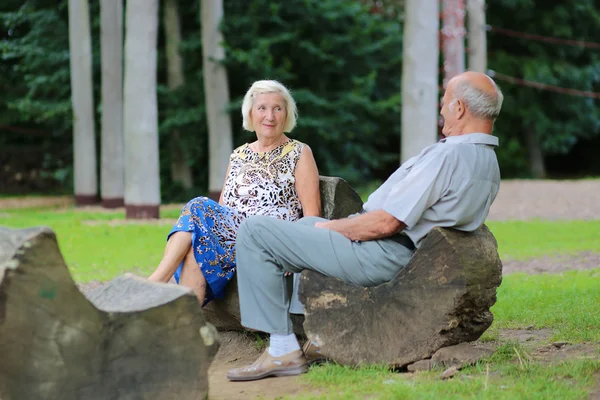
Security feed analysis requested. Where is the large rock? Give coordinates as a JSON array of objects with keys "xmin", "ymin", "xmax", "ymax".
[
  {"xmin": 299, "ymin": 225, "xmax": 503, "ymax": 366},
  {"xmin": 0, "ymin": 226, "xmax": 219, "ymax": 400},
  {"xmin": 202, "ymin": 176, "xmax": 362, "ymax": 332}
]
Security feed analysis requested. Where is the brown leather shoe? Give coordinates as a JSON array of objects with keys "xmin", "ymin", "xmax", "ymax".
[
  {"xmin": 302, "ymin": 340, "xmax": 327, "ymax": 365},
  {"xmin": 227, "ymin": 349, "xmax": 308, "ymax": 381}
]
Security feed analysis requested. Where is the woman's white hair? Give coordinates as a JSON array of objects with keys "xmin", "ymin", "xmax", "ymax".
[
  {"xmin": 450, "ymin": 77, "xmax": 504, "ymax": 120},
  {"xmin": 241, "ymin": 80, "xmax": 298, "ymax": 133}
]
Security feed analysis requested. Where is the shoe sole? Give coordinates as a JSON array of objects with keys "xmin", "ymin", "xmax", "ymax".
[{"xmin": 227, "ymin": 365, "xmax": 308, "ymax": 382}]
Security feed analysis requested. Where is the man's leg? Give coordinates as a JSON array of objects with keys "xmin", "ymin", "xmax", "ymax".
[
  {"xmin": 235, "ymin": 215, "xmax": 377, "ymax": 335},
  {"xmin": 227, "ymin": 215, "xmax": 413, "ymax": 381}
]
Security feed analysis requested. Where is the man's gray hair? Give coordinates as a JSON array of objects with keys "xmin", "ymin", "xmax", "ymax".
[{"xmin": 450, "ymin": 78, "xmax": 504, "ymax": 120}]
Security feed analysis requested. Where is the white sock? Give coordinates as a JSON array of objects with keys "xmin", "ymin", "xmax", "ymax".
[{"xmin": 268, "ymin": 333, "xmax": 301, "ymax": 357}]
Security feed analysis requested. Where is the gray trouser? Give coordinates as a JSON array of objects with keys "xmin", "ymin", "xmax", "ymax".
[{"xmin": 236, "ymin": 215, "xmax": 414, "ymax": 334}]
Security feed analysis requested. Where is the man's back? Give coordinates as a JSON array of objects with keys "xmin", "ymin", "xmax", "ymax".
[{"xmin": 364, "ymin": 133, "xmax": 500, "ymax": 247}]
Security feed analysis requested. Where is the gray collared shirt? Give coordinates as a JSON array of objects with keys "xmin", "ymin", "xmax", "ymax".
[{"xmin": 363, "ymin": 133, "xmax": 500, "ymax": 247}]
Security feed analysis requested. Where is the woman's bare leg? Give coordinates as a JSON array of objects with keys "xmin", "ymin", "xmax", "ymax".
[
  {"xmin": 148, "ymin": 231, "xmax": 193, "ymax": 283},
  {"xmin": 178, "ymin": 246, "xmax": 207, "ymax": 305}
]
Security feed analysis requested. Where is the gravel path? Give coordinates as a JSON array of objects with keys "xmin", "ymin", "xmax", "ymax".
[{"xmin": 488, "ymin": 179, "xmax": 600, "ymax": 221}]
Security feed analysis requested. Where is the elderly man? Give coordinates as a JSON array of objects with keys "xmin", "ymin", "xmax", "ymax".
[{"xmin": 227, "ymin": 71, "xmax": 504, "ymax": 381}]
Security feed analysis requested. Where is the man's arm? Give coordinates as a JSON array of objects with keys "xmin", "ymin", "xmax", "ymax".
[{"xmin": 314, "ymin": 210, "xmax": 406, "ymax": 242}]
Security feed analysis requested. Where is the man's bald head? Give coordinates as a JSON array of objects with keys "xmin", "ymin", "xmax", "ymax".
[{"xmin": 447, "ymin": 71, "xmax": 503, "ymax": 121}]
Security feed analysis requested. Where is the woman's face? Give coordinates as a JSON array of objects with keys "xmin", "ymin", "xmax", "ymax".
[{"xmin": 250, "ymin": 92, "xmax": 287, "ymax": 140}]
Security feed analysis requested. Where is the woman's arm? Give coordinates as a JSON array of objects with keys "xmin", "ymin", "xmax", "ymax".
[
  {"xmin": 295, "ymin": 145, "xmax": 321, "ymax": 217},
  {"xmin": 218, "ymin": 162, "xmax": 232, "ymax": 206}
]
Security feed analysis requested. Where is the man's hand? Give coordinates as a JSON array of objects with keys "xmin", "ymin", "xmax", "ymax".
[
  {"xmin": 314, "ymin": 219, "xmax": 354, "ymax": 239},
  {"xmin": 314, "ymin": 210, "xmax": 406, "ymax": 242}
]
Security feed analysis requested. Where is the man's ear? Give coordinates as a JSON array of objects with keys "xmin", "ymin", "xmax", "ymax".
[{"xmin": 455, "ymin": 99, "xmax": 466, "ymax": 119}]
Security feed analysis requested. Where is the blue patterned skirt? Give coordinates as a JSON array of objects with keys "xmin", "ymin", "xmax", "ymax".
[{"xmin": 169, "ymin": 197, "xmax": 245, "ymax": 305}]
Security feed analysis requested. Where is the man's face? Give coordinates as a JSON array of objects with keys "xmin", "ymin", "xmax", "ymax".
[{"xmin": 439, "ymin": 88, "xmax": 456, "ymax": 137}]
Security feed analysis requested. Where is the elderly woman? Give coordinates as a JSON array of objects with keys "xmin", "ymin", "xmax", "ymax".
[{"xmin": 148, "ymin": 80, "xmax": 321, "ymax": 307}]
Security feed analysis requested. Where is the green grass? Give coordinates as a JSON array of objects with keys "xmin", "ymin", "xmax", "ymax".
[
  {"xmin": 0, "ymin": 208, "xmax": 182, "ymax": 282},
  {"xmin": 487, "ymin": 220, "xmax": 600, "ymax": 261},
  {"xmin": 297, "ymin": 359, "xmax": 600, "ymax": 400},
  {"xmin": 1, "ymin": 205, "xmax": 599, "ymax": 399},
  {"xmin": 488, "ymin": 270, "xmax": 600, "ymax": 342},
  {"xmin": 3, "ymin": 208, "xmax": 598, "ymax": 280}
]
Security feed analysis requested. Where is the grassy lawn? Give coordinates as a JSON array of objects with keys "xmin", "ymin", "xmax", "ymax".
[
  {"xmin": 1, "ymin": 206, "xmax": 599, "ymax": 399},
  {"xmin": 487, "ymin": 220, "xmax": 600, "ymax": 261},
  {"xmin": 299, "ymin": 358, "xmax": 600, "ymax": 400}
]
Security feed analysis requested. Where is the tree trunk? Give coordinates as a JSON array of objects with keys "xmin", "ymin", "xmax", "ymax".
[
  {"xmin": 68, "ymin": 0, "xmax": 98, "ymax": 205},
  {"xmin": 401, "ymin": 0, "xmax": 440, "ymax": 162},
  {"xmin": 201, "ymin": 0, "xmax": 233, "ymax": 200},
  {"xmin": 442, "ymin": 0, "xmax": 466, "ymax": 87},
  {"xmin": 123, "ymin": 0, "xmax": 161, "ymax": 219},
  {"xmin": 525, "ymin": 128, "xmax": 547, "ymax": 179},
  {"xmin": 164, "ymin": 0, "xmax": 193, "ymax": 191},
  {"xmin": 466, "ymin": 0, "xmax": 487, "ymax": 73},
  {"xmin": 100, "ymin": 0, "xmax": 125, "ymax": 208}
]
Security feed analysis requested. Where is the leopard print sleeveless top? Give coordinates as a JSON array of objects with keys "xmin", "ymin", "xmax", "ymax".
[{"xmin": 221, "ymin": 139, "xmax": 305, "ymax": 221}]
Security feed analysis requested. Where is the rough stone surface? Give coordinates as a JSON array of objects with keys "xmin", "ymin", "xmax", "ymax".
[
  {"xmin": 440, "ymin": 366, "xmax": 460, "ymax": 380},
  {"xmin": 318, "ymin": 175, "xmax": 364, "ymax": 220},
  {"xmin": 202, "ymin": 176, "xmax": 362, "ymax": 333},
  {"xmin": 299, "ymin": 225, "xmax": 503, "ymax": 367},
  {"xmin": 407, "ymin": 359, "xmax": 433, "ymax": 372},
  {"xmin": 0, "ymin": 226, "xmax": 219, "ymax": 400},
  {"xmin": 430, "ymin": 343, "xmax": 495, "ymax": 368}
]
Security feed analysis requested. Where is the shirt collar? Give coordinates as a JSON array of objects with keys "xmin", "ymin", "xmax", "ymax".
[{"xmin": 439, "ymin": 133, "xmax": 499, "ymax": 147}]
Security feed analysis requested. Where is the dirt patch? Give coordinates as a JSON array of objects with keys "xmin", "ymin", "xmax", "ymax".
[
  {"xmin": 533, "ymin": 343, "xmax": 600, "ymax": 364},
  {"xmin": 0, "ymin": 195, "xmax": 73, "ymax": 210},
  {"xmin": 498, "ymin": 328, "xmax": 554, "ymax": 344},
  {"xmin": 208, "ymin": 331, "xmax": 310, "ymax": 400},
  {"xmin": 503, "ymin": 252, "xmax": 600, "ymax": 275}
]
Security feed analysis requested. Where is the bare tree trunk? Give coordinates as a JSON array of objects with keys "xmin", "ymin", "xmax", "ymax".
[
  {"xmin": 401, "ymin": 0, "xmax": 440, "ymax": 162},
  {"xmin": 100, "ymin": 0, "xmax": 125, "ymax": 208},
  {"xmin": 123, "ymin": 0, "xmax": 160, "ymax": 219},
  {"xmin": 68, "ymin": 0, "xmax": 98, "ymax": 205},
  {"xmin": 466, "ymin": 0, "xmax": 487, "ymax": 73},
  {"xmin": 201, "ymin": 0, "xmax": 233, "ymax": 200},
  {"xmin": 442, "ymin": 0, "xmax": 466, "ymax": 87},
  {"xmin": 525, "ymin": 128, "xmax": 547, "ymax": 179},
  {"xmin": 164, "ymin": 0, "xmax": 193, "ymax": 191}
]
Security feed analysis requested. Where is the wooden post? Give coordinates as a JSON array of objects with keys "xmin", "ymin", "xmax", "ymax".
[
  {"xmin": 123, "ymin": 0, "xmax": 161, "ymax": 219},
  {"xmin": 201, "ymin": 0, "xmax": 233, "ymax": 201},
  {"xmin": 401, "ymin": 0, "xmax": 440, "ymax": 162},
  {"xmin": 466, "ymin": 0, "xmax": 487, "ymax": 73},
  {"xmin": 442, "ymin": 0, "xmax": 466, "ymax": 88},
  {"xmin": 68, "ymin": 0, "xmax": 98, "ymax": 205},
  {"xmin": 100, "ymin": 0, "xmax": 125, "ymax": 208}
]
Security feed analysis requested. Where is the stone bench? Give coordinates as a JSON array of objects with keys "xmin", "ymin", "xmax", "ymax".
[
  {"xmin": 0, "ymin": 227, "xmax": 219, "ymax": 400},
  {"xmin": 204, "ymin": 176, "xmax": 503, "ymax": 367}
]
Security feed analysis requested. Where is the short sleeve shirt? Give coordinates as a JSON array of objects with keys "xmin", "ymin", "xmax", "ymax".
[{"xmin": 363, "ymin": 133, "xmax": 500, "ymax": 247}]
